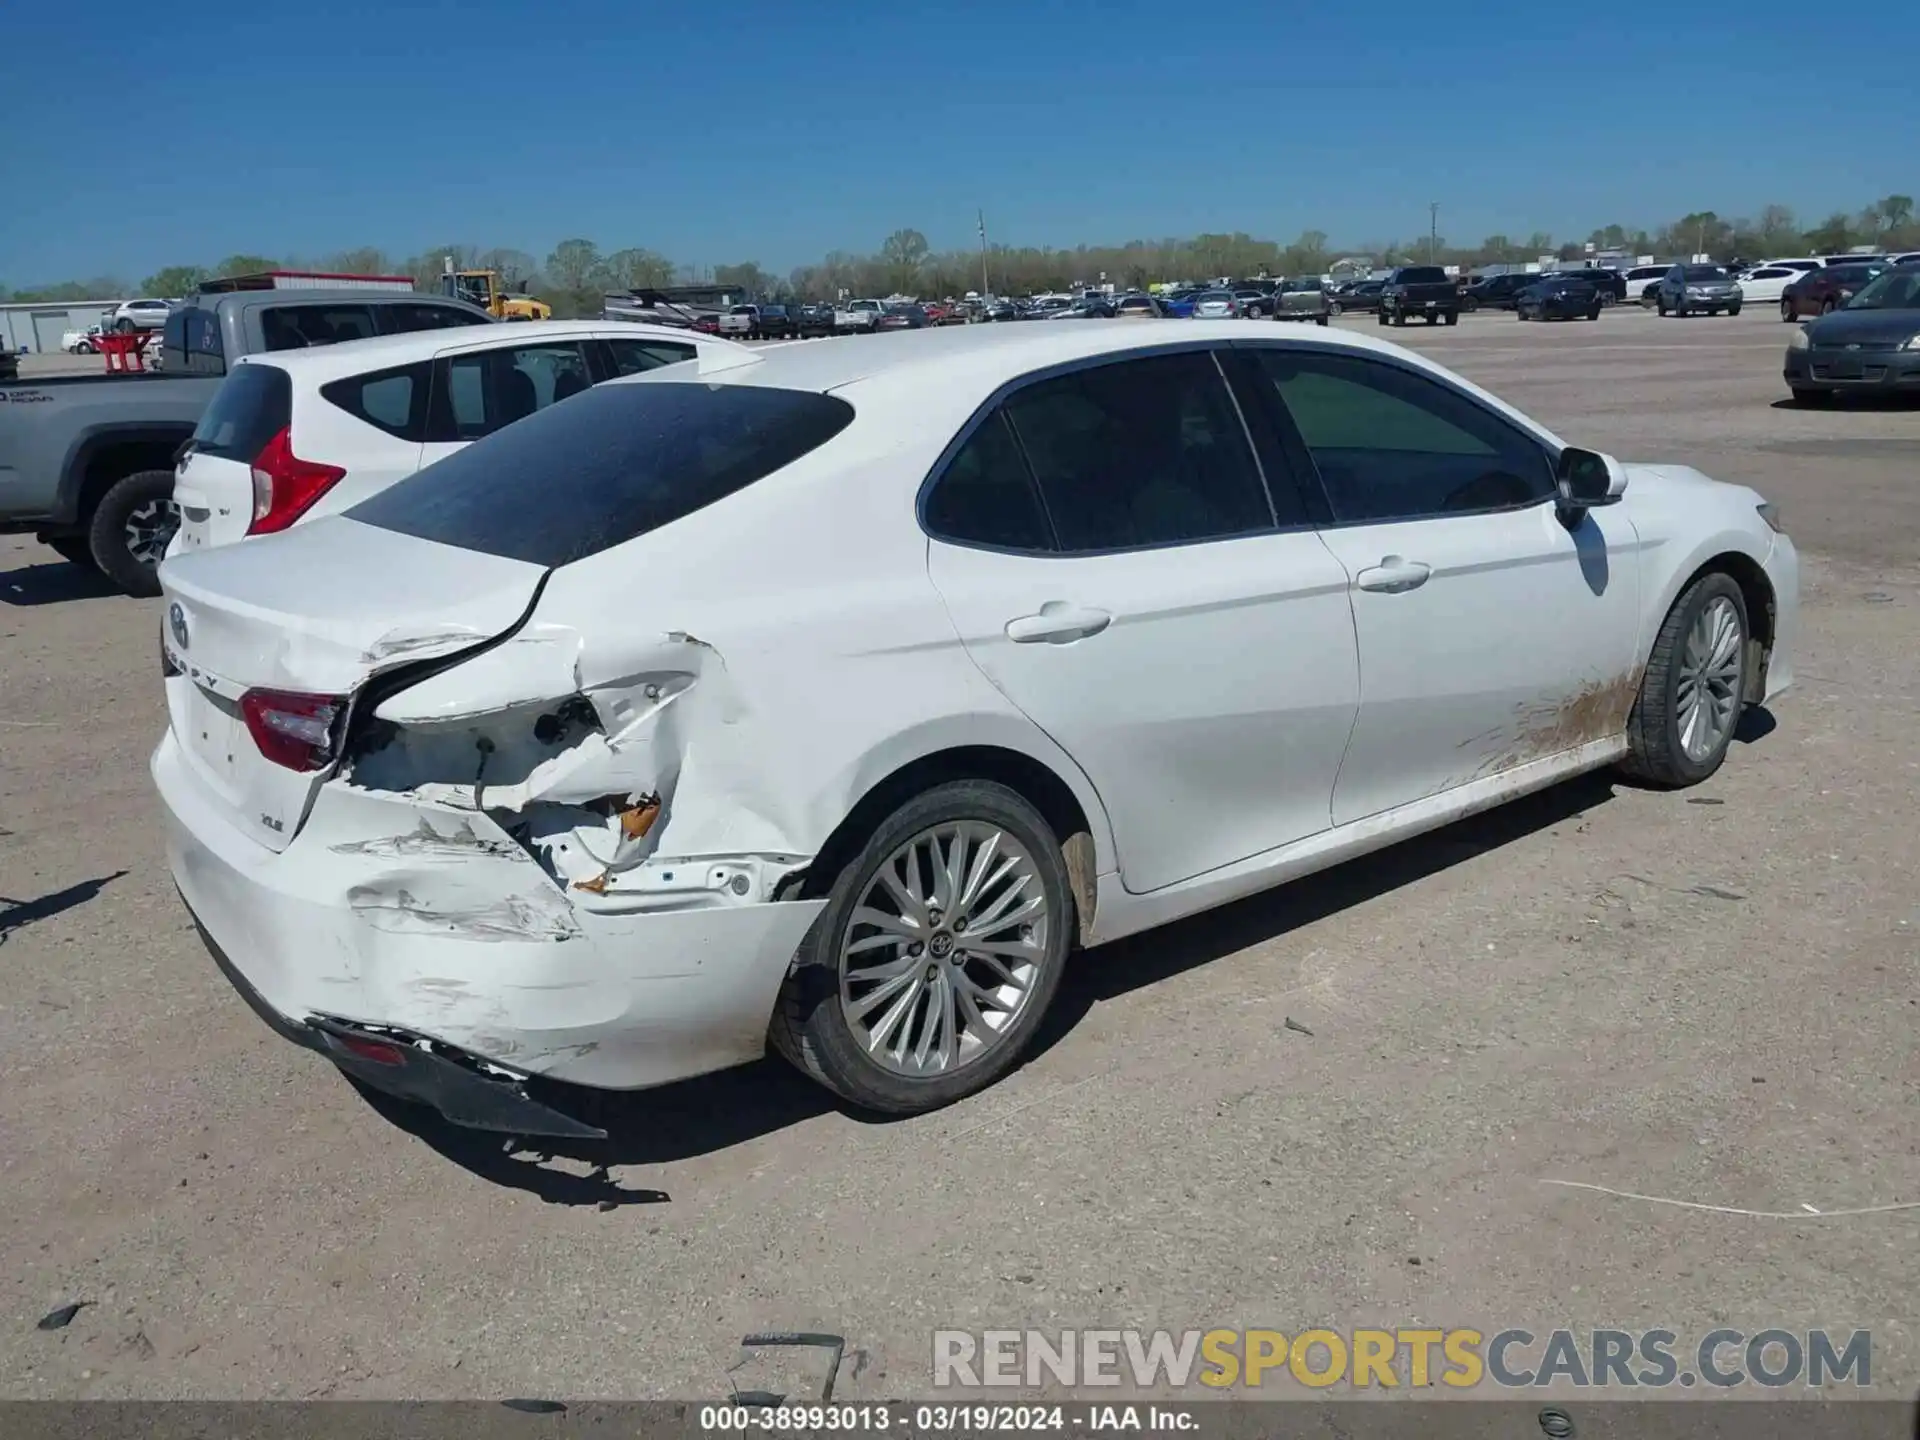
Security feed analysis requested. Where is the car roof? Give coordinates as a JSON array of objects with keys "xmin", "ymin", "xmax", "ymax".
[
  {"xmin": 234, "ymin": 320, "xmax": 739, "ymax": 379},
  {"xmin": 625, "ymin": 318, "xmax": 1451, "ymax": 402}
]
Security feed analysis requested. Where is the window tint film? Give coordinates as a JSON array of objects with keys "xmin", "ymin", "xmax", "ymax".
[
  {"xmin": 379, "ymin": 302, "xmax": 493, "ymax": 335},
  {"xmin": 260, "ymin": 305, "xmax": 378, "ymax": 351},
  {"xmin": 438, "ymin": 342, "xmax": 592, "ymax": 441},
  {"xmin": 924, "ymin": 411, "xmax": 1053, "ymax": 551},
  {"xmin": 349, "ymin": 382, "xmax": 855, "ymax": 568},
  {"xmin": 1256, "ymin": 350, "xmax": 1552, "ymax": 523},
  {"xmin": 321, "ymin": 361, "xmax": 431, "ymax": 442},
  {"xmin": 191, "ymin": 362, "xmax": 290, "ymax": 460},
  {"xmin": 605, "ymin": 337, "xmax": 698, "ymax": 375},
  {"xmin": 1005, "ymin": 351, "xmax": 1272, "ymax": 552}
]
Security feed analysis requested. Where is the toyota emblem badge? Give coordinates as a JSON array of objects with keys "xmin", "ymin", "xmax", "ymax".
[{"xmin": 168, "ymin": 602, "xmax": 189, "ymax": 651}]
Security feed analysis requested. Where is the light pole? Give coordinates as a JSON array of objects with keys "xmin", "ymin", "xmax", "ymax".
[
  {"xmin": 978, "ymin": 210, "xmax": 991, "ymax": 298},
  {"xmin": 1428, "ymin": 203, "xmax": 1439, "ymax": 264}
]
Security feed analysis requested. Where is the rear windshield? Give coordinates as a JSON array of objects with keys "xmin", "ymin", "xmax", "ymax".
[
  {"xmin": 163, "ymin": 305, "xmax": 226, "ymax": 375},
  {"xmin": 191, "ymin": 361, "xmax": 290, "ymax": 460},
  {"xmin": 1396, "ymin": 267, "xmax": 1448, "ymax": 284},
  {"xmin": 347, "ymin": 381, "xmax": 855, "ymax": 568},
  {"xmin": 1682, "ymin": 266, "xmax": 1730, "ymax": 280}
]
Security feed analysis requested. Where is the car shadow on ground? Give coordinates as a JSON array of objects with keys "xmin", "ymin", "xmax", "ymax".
[
  {"xmin": 0, "ymin": 558, "xmax": 119, "ymax": 607},
  {"xmin": 1767, "ymin": 394, "xmax": 1920, "ymax": 413},
  {"xmin": 355, "ymin": 772, "xmax": 1618, "ymax": 1202}
]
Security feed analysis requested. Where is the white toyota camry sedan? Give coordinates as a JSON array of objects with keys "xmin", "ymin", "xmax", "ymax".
[{"xmin": 152, "ymin": 321, "xmax": 1798, "ymax": 1136}]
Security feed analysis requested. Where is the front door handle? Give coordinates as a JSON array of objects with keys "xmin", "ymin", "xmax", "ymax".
[
  {"xmin": 1006, "ymin": 602, "xmax": 1112, "ymax": 644},
  {"xmin": 1354, "ymin": 556, "xmax": 1432, "ymax": 593}
]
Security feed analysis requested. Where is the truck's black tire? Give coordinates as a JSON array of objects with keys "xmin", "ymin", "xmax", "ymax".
[
  {"xmin": 1620, "ymin": 571, "xmax": 1749, "ymax": 789},
  {"xmin": 770, "ymin": 779, "xmax": 1073, "ymax": 1115},
  {"xmin": 88, "ymin": 469, "xmax": 177, "ymax": 598}
]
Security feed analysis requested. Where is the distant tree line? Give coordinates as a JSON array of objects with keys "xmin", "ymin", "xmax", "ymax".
[{"xmin": 3, "ymin": 195, "xmax": 1912, "ymax": 312}]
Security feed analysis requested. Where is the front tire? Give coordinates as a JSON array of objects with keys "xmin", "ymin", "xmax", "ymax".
[
  {"xmin": 1791, "ymin": 386, "xmax": 1834, "ymax": 406},
  {"xmin": 1780, "ymin": 299, "xmax": 1794, "ymax": 322},
  {"xmin": 770, "ymin": 780, "xmax": 1073, "ymax": 1114},
  {"xmin": 1620, "ymin": 572, "xmax": 1750, "ymax": 788},
  {"xmin": 87, "ymin": 469, "xmax": 178, "ymax": 597},
  {"xmin": 1727, "ymin": 304, "xmax": 1741, "ymax": 317}
]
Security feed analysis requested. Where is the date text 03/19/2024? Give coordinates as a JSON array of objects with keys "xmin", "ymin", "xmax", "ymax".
[{"xmin": 698, "ymin": 1404, "xmax": 1196, "ymax": 1432}]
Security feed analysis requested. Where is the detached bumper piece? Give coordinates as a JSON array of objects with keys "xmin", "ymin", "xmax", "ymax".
[{"xmin": 196, "ymin": 910, "xmax": 606, "ymax": 1139}]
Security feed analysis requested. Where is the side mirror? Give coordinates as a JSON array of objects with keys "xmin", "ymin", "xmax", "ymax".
[{"xmin": 1556, "ymin": 447, "xmax": 1627, "ymax": 517}]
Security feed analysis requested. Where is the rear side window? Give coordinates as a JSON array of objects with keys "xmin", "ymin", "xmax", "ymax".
[
  {"xmin": 1003, "ymin": 352, "xmax": 1273, "ymax": 553},
  {"xmin": 260, "ymin": 305, "xmax": 378, "ymax": 351},
  {"xmin": 605, "ymin": 337, "xmax": 697, "ymax": 375},
  {"xmin": 377, "ymin": 303, "xmax": 492, "ymax": 335},
  {"xmin": 191, "ymin": 362, "xmax": 290, "ymax": 460},
  {"xmin": 321, "ymin": 362, "xmax": 431, "ymax": 442},
  {"xmin": 349, "ymin": 382, "xmax": 855, "ymax": 567},
  {"xmin": 924, "ymin": 411, "xmax": 1053, "ymax": 551}
]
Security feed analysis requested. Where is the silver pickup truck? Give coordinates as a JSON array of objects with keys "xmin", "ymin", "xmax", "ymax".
[{"xmin": 0, "ymin": 288, "xmax": 491, "ymax": 595}]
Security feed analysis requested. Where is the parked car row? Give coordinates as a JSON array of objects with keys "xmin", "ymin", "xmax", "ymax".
[{"xmin": 144, "ymin": 315, "xmax": 1799, "ymax": 1139}]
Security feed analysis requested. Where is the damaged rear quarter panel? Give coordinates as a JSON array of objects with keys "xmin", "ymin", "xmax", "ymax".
[{"xmin": 402, "ymin": 419, "xmax": 1119, "ymax": 876}]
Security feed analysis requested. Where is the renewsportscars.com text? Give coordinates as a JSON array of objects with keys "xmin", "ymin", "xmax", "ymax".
[{"xmin": 932, "ymin": 1328, "xmax": 1872, "ymax": 1390}]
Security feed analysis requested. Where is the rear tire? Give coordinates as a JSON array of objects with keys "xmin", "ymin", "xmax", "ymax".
[
  {"xmin": 770, "ymin": 779, "xmax": 1073, "ymax": 1114},
  {"xmin": 87, "ymin": 469, "xmax": 177, "ymax": 598},
  {"xmin": 1620, "ymin": 572, "xmax": 1750, "ymax": 789},
  {"xmin": 1442, "ymin": 310, "xmax": 1458, "ymax": 326},
  {"xmin": 1314, "ymin": 315, "xmax": 1329, "ymax": 326},
  {"xmin": 1780, "ymin": 300, "xmax": 1794, "ymax": 322}
]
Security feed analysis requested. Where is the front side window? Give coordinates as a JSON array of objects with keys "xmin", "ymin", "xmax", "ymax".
[
  {"xmin": 924, "ymin": 411, "xmax": 1053, "ymax": 551},
  {"xmin": 1003, "ymin": 351, "xmax": 1273, "ymax": 552},
  {"xmin": 438, "ymin": 342, "xmax": 592, "ymax": 440},
  {"xmin": 260, "ymin": 304, "xmax": 378, "ymax": 351},
  {"xmin": 1255, "ymin": 350, "xmax": 1552, "ymax": 523},
  {"xmin": 605, "ymin": 337, "xmax": 697, "ymax": 375}
]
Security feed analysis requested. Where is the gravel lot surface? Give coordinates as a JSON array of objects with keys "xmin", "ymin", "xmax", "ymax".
[{"xmin": 2, "ymin": 306, "xmax": 1915, "ymax": 1402}]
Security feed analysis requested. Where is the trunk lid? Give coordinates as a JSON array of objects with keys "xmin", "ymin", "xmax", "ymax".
[
  {"xmin": 171, "ymin": 450, "xmax": 254, "ymax": 553},
  {"xmin": 159, "ymin": 515, "xmax": 546, "ymax": 851}
]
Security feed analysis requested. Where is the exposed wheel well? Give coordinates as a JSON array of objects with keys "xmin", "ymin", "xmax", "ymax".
[
  {"xmin": 1682, "ymin": 551, "xmax": 1777, "ymax": 702},
  {"xmin": 799, "ymin": 746, "xmax": 1099, "ymax": 943},
  {"xmin": 75, "ymin": 437, "xmax": 185, "ymax": 527}
]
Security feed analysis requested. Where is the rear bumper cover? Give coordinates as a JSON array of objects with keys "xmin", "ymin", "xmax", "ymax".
[{"xmin": 154, "ymin": 732, "xmax": 826, "ymax": 1112}]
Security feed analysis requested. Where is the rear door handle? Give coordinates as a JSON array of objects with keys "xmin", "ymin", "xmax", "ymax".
[
  {"xmin": 1354, "ymin": 556, "xmax": 1432, "ymax": 593},
  {"xmin": 1005, "ymin": 602, "xmax": 1112, "ymax": 644}
]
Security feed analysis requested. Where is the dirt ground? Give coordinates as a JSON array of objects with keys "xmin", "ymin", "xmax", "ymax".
[{"xmin": 2, "ymin": 306, "xmax": 1915, "ymax": 1403}]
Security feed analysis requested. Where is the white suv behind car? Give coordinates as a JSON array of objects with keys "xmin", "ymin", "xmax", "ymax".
[{"xmin": 168, "ymin": 321, "xmax": 746, "ymax": 557}]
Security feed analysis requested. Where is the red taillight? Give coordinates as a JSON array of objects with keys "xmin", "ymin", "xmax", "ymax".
[
  {"xmin": 248, "ymin": 427, "xmax": 346, "ymax": 535},
  {"xmin": 240, "ymin": 688, "xmax": 344, "ymax": 771},
  {"xmin": 335, "ymin": 1034, "xmax": 406, "ymax": 1066}
]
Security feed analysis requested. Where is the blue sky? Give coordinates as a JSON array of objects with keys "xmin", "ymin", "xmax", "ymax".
[{"xmin": 4, "ymin": 0, "xmax": 1912, "ymax": 284}]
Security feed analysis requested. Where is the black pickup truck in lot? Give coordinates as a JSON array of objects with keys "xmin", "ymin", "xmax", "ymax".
[
  {"xmin": 1378, "ymin": 265, "xmax": 1460, "ymax": 326},
  {"xmin": 0, "ymin": 288, "xmax": 490, "ymax": 595}
]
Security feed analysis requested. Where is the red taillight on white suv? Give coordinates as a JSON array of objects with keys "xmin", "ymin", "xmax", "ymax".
[
  {"xmin": 240, "ymin": 689, "xmax": 345, "ymax": 771},
  {"xmin": 248, "ymin": 427, "xmax": 346, "ymax": 535}
]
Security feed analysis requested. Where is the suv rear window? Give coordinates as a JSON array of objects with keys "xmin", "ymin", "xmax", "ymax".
[
  {"xmin": 347, "ymin": 381, "xmax": 855, "ymax": 568},
  {"xmin": 191, "ymin": 362, "xmax": 290, "ymax": 460},
  {"xmin": 1396, "ymin": 267, "xmax": 1448, "ymax": 284}
]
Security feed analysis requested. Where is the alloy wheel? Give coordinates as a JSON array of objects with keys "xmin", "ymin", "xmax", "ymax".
[
  {"xmin": 1675, "ymin": 596, "xmax": 1743, "ymax": 762},
  {"xmin": 124, "ymin": 498, "xmax": 179, "ymax": 567},
  {"xmin": 837, "ymin": 822, "xmax": 1050, "ymax": 1077}
]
